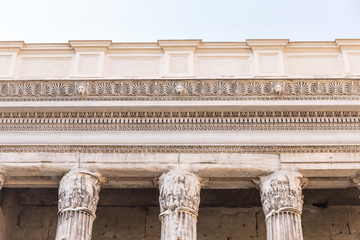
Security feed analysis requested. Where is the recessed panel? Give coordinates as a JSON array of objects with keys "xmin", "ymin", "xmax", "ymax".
[
  {"xmin": 287, "ymin": 55, "xmax": 342, "ymax": 76},
  {"xmin": 107, "ymin": 57, "xmax": 160, "ymax": 78},
  {"xmin": 18, "ymin": 57, "xmax": 71, "ymax": 78},
  {"xmin": 198, "ymin": 57, "xmax": 249, "ymax": 77}
]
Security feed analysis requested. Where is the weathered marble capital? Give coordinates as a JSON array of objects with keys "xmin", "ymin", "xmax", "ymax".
[
  {"xmin": 259, "ymin": 170, "xmax": 308, "ymax": 218},
  {"xmin": 352, "ymin": 174, "xmax": 360, "ymax": 192},
  {"xmin": 55, "ymin": 169, "xmax": 105, "ymax": 240},
  {"xmin": 0, "ymin": 173, "xmax": 4, "ymax": 190},
  {"xmin": 156, "ymin": 168, "xmax": 206, "ymax": 240},
  {"xmin": 258, "ymin": 170, "xmax": 308, "ymax": 240}
]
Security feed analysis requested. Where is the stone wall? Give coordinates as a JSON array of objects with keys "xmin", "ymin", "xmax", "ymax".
[
  {"xmin": 10, "ymin": 188, "xmax": 360, "ymax": 240},
  {"xmin": 0, "ymin": 189, "xmax": 18, "ymax": 240}
]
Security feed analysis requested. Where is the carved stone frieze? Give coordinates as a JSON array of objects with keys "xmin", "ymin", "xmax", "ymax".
[
  {"xmin": 1, "ymin": 144, "xmax": 360, "ymax": 153},
  {"xmin": 259, "ymin": 170, "xmax": 308, "ymax": 218},
  {"xmin": 0, "ymin": 79, "xmax": 360, "ymax": 101},
  {"xmin": 0, "ymin": 110, "xmax": 359, "ymax": 131}
]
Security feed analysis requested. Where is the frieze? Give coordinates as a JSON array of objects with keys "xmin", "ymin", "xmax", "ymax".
[
  {"xmin": 1, "ymin": 145, "xmax": 360, "ymax": 153},
  {"xmin": 0, "ymin": 79, "xmax": 360, "ymax": 101},
  {"xmin": 0, "ymin": 111, "xmax": 359, "ymax": 131}
]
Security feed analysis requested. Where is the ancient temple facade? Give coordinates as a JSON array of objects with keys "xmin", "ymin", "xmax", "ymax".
[{"xmin": 0, "ymin": 39, "xmax": 360, "ymax": 239}]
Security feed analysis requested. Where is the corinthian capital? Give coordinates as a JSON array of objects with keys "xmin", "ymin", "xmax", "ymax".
[
  {"xmin": 0, "ymin": 173, "xmax": 4, "ymax": 190},
  {"xmin": 157, "ymin": 168, "xmax": 206, "ymax": 217},
  {"xmin": 352, "ymin": 174, "xmax": 360, "ymax": 190},
  {"xmin": 259, "ymin": 170, "xmax": 308, "ymax": 218},
  {"xmin": 58, "ymin": 169, "xmax": 104, "ymax": 217}
]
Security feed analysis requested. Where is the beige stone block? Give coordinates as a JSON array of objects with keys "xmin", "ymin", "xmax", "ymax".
[
  {"xmin": 0, "ymin": 55, "xmax": 12, "ymax": 76},
  {"xmin": 145, "ymin": 207, "xmax": 161, "ymax": 238},
  {"xmin": 77, "ymin": 53, "xmax": 101, "ymax": 76},
  {"xmin": 106, "ymin": 57, "xmax": 160, "ymax": 78},
  {"xmin": 348, "ymin": 53, "xmax": 360, "ymax": 74},
  {"xmin": 198, "ymin": 57, "xmax": 250, "ymax": 77},
  {"xmin": 17, "ymin": 57, "xmax": 71, "ymax": 78},
  {"xmin": 92, "ymin": 207, "xmax": 146, "ymax": 239},
  {"xmin": 198, "ymin": 207, "xmax": 260, "ymax": 239},
  {"xmin": 16, "ymin": 206, "xmax": 57, "ymax": 240},
  {"xmin": 259, "ymin": 53, "xmax": 280, "ymax": 74},
  {"xmin": 302, "ymin": 207, "xmax": 351, "ymax": 238},
  {"xmin": 80, "ymin": 152, "xmax": 179, "ymax": 164},
  {"xmin": 347, "ymin": 207, "xmax": 360, "ymax": 233},
  {"xmin": 170, "ymin": 55, "xmax": 188, "ymax": 74},
  {"xmin": 287, "ymin": 55, "xmax": 342, "ymax": 76},
  {"xmin": 331, "ymin": 234, "xmax": 360, "ymax": 240}
]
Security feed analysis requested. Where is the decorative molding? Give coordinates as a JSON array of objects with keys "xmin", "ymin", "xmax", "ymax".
[
  {"xmin": 0, "ymin": 79, "xmax": 360, "ymax": 101},
  {"xmin": 0, "ymin": 111, "xmax": 359, "ymax": 131},
  {"xmin": 1, "ymin": 145, "xmax": 360, "ymax": 153}
]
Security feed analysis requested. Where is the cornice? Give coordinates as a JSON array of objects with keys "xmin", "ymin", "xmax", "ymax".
[
  {"xmin": 246, "ymin": 39, "xmax": 289, "ymax": 50},
  {"xmin": 69, "ymin": 40, "xmax": 112, "ymax": 48}
]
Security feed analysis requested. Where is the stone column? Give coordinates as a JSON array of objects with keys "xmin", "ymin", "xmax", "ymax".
[
  {"xmin": 258, "ymin": 170, "xmax": 308, "ymax": 240},
  {"xmin": 157, "ymin": 168, "xmax": 206, "ymax": 240},
  {"xmin": 55, "ymin": 169, "xmax": 104, "ymax": 240}
]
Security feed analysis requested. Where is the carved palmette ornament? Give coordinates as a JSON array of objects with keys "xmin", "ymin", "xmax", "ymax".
[
  {"xmin": 157, "ymin": 168, "xmax": 205, "ymax": 216},
  {"xmin": 259, "ymin": 170, "xmax": 308, "ymax": 218},
  {"xmin": 58, "ymin": 169, "xmax": 103, "ymax": 217}
]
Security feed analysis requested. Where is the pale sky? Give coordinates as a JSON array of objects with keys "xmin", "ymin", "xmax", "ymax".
[{"xmin": 0, "ymin": 0, "xmax": 359, "ymax": 43}]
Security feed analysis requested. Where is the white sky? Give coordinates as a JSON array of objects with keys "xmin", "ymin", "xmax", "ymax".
[{"xmin": 0, "ymin": 0, "xmax": 359, "ymax": 43}]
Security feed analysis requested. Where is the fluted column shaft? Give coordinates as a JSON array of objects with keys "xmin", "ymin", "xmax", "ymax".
[
  {"xmin": 55, "ymin": 169, "xmax": 103, "ymax": 240},
  {"xmin": 259, "ymin": 170, "xmax": 308, "ymax": 240},
  {"xmin": 157, "ymin": 168, "xmax": 205, "ymax": 240}
]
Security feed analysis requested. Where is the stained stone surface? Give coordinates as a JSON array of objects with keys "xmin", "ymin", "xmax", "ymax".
[{"xmin": 9, "ymin": 188, "xmax": 360, "ymax": 240}]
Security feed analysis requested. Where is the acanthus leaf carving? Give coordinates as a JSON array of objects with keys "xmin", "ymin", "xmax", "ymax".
[
  {"xmin": 58, "ymin": 169, "xmax": 104, "ymax": 217},
  {"xmin": 157, "ymin": 168, "xmax": 206, "ymax": 216},
  {"xmin": 259, "ymin": 170, "xmax": 308, "ymax": 218}
]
